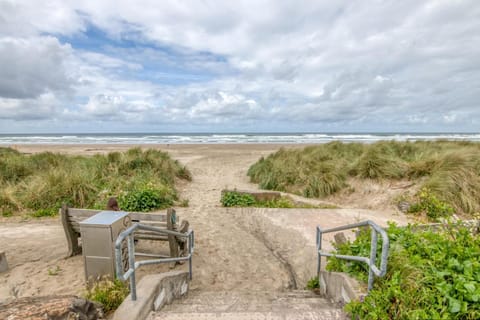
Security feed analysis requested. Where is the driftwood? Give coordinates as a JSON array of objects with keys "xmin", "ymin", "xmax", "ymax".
[
  {"xmin": 0, "ymin": 295, "xmax": 104, "ymax": 320},
  {"xmin": 60, "ymin": 206, "xmax": 187, "ymax": 258}
]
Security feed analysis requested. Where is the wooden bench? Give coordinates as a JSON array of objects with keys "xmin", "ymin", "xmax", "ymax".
[{"xmin": 60, "ymin": 205, "xmax": 189, "ymax": 259}]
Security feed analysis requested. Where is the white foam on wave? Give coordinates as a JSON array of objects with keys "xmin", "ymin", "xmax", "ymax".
[{"xmin": 0, "ymin": 133, "xmax": 479, "ymax": 144}]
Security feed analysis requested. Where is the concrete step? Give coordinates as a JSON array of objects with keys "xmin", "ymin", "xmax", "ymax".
[
  {"xmin": 149, "ymin": 310, "xmax": 346, "ymax": 319},
  {"xmin": 148, "ymin": 290, "xmax": 346, "ymax": 320}
]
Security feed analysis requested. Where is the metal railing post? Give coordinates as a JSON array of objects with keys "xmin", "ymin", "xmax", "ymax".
[
  {"xmin": 127, "ymin": 233, "xmax": 137, "ymax": 301},
  {"xmin": 367, "ymin": 228, "xmax": 378, "ymax": 291},
  {"xmin": 188, "ymin": 231, "xmax": 193, "ymax": 280},
  {"xmin": 316, "ymin": 227, "xmax": 322, "ymax": 281},
  {"xmin": 315, "ymin": 220, "xmax": 389, "ymax": 293},
  {"xmin": 115, "ymin": 223, "xmax": 194, "ymax": 301}
]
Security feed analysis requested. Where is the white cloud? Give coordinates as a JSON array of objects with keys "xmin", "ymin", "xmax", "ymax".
[
  {"xmin": 0, "ymin": 92, "xmax": 61, "ymax": 120},
  {"xmin": 0, "ymin": 37, "xmax": 74, "ymax": 99},
  {"xmin": 0, "ymin": 0, "xmax": 86, "ymax": 37},
  {"xmin": 1, "ymin": 0, "xmax": 479, "ymax": 132}
]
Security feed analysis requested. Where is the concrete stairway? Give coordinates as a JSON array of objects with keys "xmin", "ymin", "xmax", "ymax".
[{"xmin": 148, "ymin": 290, "xmax": 347, "ymax": 319}]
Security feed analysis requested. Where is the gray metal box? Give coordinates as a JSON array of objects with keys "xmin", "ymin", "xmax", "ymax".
[{"xmin": 80, "ymin": 211, "xmax": 131, "ymax": 281}]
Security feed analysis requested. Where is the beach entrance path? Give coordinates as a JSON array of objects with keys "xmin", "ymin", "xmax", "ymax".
[
  {"xmin": 0, "ymin": 144, "xmax": 407, "ymax": 314},
  {"xmin": 147, "ymin": 144, "xmax": 406, "ymax": 319},
  {"xmin": 169, "ymin": 144, "xmax": 293, "ymax": 291},
  {"xmin": 167, "ymin": 144, "xmax": 407, "ymax": 292}
]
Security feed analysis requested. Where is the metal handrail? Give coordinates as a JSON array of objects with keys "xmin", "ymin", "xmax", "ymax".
[
  {"xmin": 115, "ymin": 223, "xmax": 195, "ymax": 301},
  {"xmin": 316, "ymin": 220, "xmax": 389, "ymax": 292}
]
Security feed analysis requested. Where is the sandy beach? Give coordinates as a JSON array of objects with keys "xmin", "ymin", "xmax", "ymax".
[{"xmin": 0, "ymin": 143, "xmax": 408, "ymax": 304}]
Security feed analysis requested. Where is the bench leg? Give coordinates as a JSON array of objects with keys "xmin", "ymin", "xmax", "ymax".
[{"xmin": 60, "ymin": 204, "xmax": 81, "ymax": 257}]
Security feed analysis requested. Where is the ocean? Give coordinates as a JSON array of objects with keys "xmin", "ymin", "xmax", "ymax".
[{"xmin": 0, "ymin": 133, "xmax": 479, "ymax": 145}]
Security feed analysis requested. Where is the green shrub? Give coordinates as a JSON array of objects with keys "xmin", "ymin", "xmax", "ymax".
[
  {"xmin": 327, "ymin": 223, "xmax": 480, "ymax": 319},
  {"xmin": 408, "ymin": 188, "xmax": 454, "ymax": 220},
  {"xmin": 31, "ymin": 208, "xmax": 58, "ymax": 218},
  {"xmin": 119, "ymin": 185, "xmax": 176, "ymax": 212},
  {"xmin": 306, "ymin": 276, "xmax": 319, "ymax": 290},
  {"xmin": 1, "ymin": 210, "xmax": 13, "ymax": 217},
  {"xmin": 221, "ymin": 191, "xmax": 256, "ymax": 207},
  {"xmin": 84, "ymin": 278, "xmax": 129, "ymax": 313}
]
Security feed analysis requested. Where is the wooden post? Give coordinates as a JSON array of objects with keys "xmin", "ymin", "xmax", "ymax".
[
  {"xmin": 60, "ymin": 204, "xmax": 81, "ymax": 257},
  {"xmin": 176, "ymin": 220, "xmax": 190, "ymax": 257},
  {"xmin": 167, "ymin": 208, "xmax": 179, "ymax": 263}
]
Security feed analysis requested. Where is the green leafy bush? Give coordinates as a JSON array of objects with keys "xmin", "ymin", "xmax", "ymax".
[
  {"xmin": 221, "ymin": 191, "xmax": 256, "ymax": 207},
  {"xmin": 327, "ymin": 223, "xmax": 480, "ymax": 319},
  {"xmin": 84, "ymin": 278, "xmax": 129, "ymax": 313},
  {"xmin": 408, "ymin": 188, "xmax": 454, "ymax": 220},
  {"xmin": 306, "ymin": 276, "xmax": 319, "ymax": 290},
  {"xmin": 326, "ymin": 227, "xmax": 373, "ymax": 282},
  {"xmin": 119, "ymin": 185, "xmax": 176, "ymax": 212}
]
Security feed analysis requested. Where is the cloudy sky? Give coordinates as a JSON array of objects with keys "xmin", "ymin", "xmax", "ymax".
[{"xmin": 0, "ymin": 0, "xmax": 479, "ymax": 133}]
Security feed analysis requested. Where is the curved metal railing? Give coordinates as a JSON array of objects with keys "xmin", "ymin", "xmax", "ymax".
[
  {"xmin": 316, "ymin": 220, "xmax": 389, "ymax": 292},
  {"xmin": 115, "ymin": 223, "xmax": 194, "ymax": 300}
]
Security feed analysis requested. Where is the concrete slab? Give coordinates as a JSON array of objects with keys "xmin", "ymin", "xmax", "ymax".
[{"xmin": 113, "ymin": 270, "xmax": 189, "ymax": 320}]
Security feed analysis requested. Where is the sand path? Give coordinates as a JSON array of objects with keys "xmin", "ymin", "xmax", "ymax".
[{"xmin": 171, "ymin": 146, "xmax": 292, "ymax": 291}]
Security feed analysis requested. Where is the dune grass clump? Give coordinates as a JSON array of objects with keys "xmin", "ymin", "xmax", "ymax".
[
  {"xmin": 248, "ymin": 141, "xmax": 480, "ymax": 218},
  {"xmin": 0, "ymin": 147, "xmax": 191, "ymax": 216},
  {"xmin": 248, "ymin": 143, "xmax": 354, "ymax": 197},
  {"xmin": 84, "ymin": 278, "xmax": 129, "ymax": 314}
]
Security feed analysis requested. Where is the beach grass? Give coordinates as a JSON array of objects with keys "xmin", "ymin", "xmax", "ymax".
[
  {"xmin": 248, "ymin": 141, "xmax": 480, "ymax": 218},
  {"xmin": 0, "ymin": 147, "xmax": 191, "ymax": 216}
]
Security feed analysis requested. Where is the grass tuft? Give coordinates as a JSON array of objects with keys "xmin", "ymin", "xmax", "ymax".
[
  {"xmin": 0, "ymin": 148, "xmax": 190, "ymax": 216},
  {"xmin": 84, "ymin": 278, "xmax": 129, "ymax": 314},
  {"xmin": 248, "ymin": 141, "xmax": 480, "ymax": 218}
]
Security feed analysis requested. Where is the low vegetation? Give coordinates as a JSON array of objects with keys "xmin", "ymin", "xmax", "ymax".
[
  {"xmin": 84, "ymin": 278, "xmax": 129, "ymax": 314},
  {"xmin": 0, "ymin": 147, "xmax": 191, "ymax": 216},
  {"xmin": 248, "ymin": 141, "xmax": 480, "ymax": 219},
  {"xmin": 305, "ymin": 276, "xmax": 320, "ymax": 290},
  {"xmin": 220, "ymin": 190, "xmax": 329, "ymax": 208},
  {"xmin": 327, "ymin": 223, "xmax": 480, "ymax": 319}
]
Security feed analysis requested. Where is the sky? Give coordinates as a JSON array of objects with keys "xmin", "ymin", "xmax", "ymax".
[{"xmin": 0, "ymin": 0, "xmax": 479, "ymax": 133}]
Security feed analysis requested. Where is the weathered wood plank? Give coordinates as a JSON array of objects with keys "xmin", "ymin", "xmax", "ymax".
[
  {"xmin": 167, "ymin": 208, "xmax": 179, "ymax": 260},
  {"xmin": 131, "ymin": 212, "xmax": 167, "ymax": 222},
  {"xmin": 135, "ymin": 229, "xmax": 170, "ymax": 235},
  {"xmin": 134, "ymin": 234, "xmax": 169, "ymax": 241},
  {"xmin": 60, "ymin": 204, "xmax": 81, "ymax": 257}
]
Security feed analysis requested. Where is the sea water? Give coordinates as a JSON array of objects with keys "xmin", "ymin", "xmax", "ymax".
[{"xmin": 0, "ymin": 133, "xmax": 479, "ymax": 144}]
